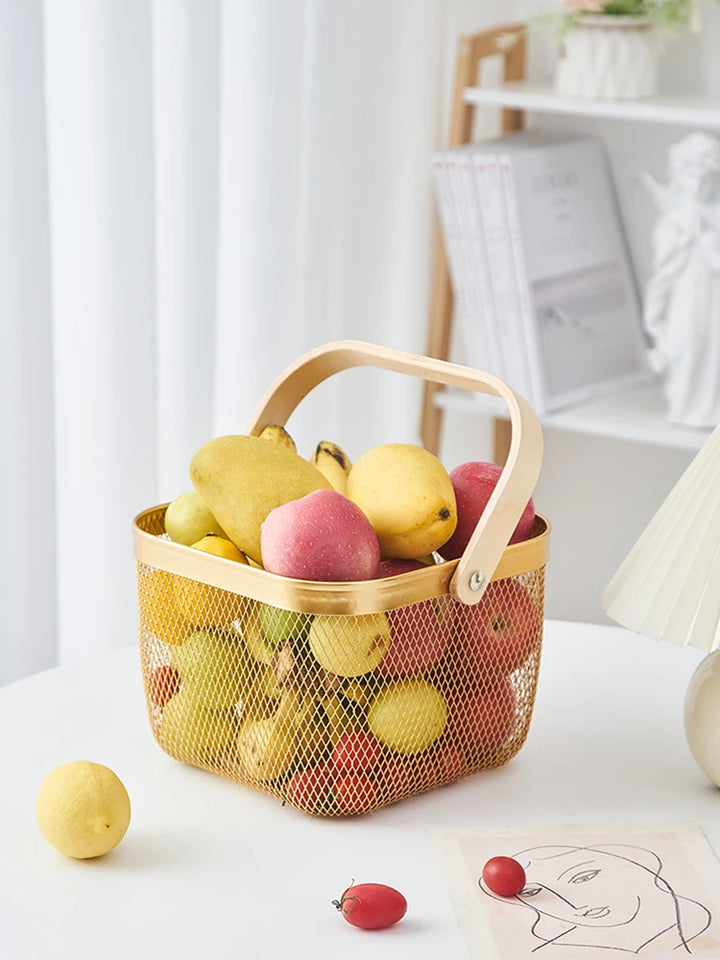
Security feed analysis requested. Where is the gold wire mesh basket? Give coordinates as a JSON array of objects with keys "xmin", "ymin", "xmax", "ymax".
[{"xmin": 133, "ymin": 341, "xmax": 549, "ymax": 816}]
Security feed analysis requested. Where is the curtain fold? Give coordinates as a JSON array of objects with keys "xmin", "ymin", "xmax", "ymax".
[
  {"xmin": 1, "ymin": 0, "xmax": 497, "ymax": 685},
  {"xmin": 153, "ymin": 0, "xmax": 220, "ymax": 498},
  {"xmin": 0, "ymin": 0, "xmax": 56, "ymax": 684},
  {"xmin": 44, "ymin": 0, "xmax": 157, "ymax": 665}
]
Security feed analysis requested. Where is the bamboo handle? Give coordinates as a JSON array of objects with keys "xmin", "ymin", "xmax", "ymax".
[{"xmin": 246, "ymin": 340, "xmax": 543, "ymax": 605}]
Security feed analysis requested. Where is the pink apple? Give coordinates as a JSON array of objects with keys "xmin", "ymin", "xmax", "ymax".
[
  {"xmin": 440, "ymin": 461, "xmax": 535, "ymax": 560},
  {"xmin": 456, "ymin": 578, "xmax": 541, "ymax": 675},
  {"xmin": 260, "ymin": 489, "xmax": 381, "ymax": 581}
]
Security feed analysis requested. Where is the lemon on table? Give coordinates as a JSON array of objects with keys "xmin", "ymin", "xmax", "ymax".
[{"xmin": 36, "ymin": 761, "xmax": 131, "ymax": 859}]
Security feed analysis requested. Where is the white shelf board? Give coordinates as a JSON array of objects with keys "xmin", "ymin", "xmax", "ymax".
[
  {"xmin": 434, "ymin": 378, "xmax": 711, "ymax": 451},
  {"xmin": 464, "ymin": 80, "xmax": 720, "ymax": 129}
]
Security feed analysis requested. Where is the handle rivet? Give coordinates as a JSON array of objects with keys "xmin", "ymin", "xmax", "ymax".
[{"xmin": 469, "ymin": 571, "xmax": 485, "ymax": 591}]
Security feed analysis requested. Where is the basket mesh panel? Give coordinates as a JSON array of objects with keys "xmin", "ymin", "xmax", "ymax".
[{"xmin": 137, "ymin": 512, "xmax": 545, "ymax": 816}]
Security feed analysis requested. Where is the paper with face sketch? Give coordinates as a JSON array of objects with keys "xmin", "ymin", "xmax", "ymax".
[{"xmin": 431, "ymin": 822, "xmax": 720, "ymax": 959}]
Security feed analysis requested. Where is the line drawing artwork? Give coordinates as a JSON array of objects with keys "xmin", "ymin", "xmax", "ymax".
[{"xmin": 478, "ymin": 843, "xmax": 712, "ymax": 955}]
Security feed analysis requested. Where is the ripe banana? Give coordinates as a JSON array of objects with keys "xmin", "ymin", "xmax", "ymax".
[
  {"xmin": 320, "ymin": 693, "xmax": 363, "ymax": 747},
  {"xmin": 311, "ymin": 441, "xmax": 352, "ymax": 494},
  {"xmin": 258, "ymin": 423, "xmax": 297, "ymax": 453},
  {"xmin": 236, "ymin": 689, "xmax": 314, "ymax": 781}
]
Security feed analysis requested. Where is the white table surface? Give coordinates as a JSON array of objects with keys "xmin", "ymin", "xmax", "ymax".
[{"xmin": 1, "ymin": 620, "xmax": 716, "ymax": 960}]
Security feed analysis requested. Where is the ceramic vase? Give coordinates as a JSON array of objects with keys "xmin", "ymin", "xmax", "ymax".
[
  {"xmin": 555, "ymin": 15, "xmax": 659, "ymax": 99},
  {"xmin": 684, "ymin": 650, "xmax": 720, "ymax": 787}
]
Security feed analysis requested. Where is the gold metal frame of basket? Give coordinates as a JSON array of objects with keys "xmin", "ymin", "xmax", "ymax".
[{"xmin": 133, "ymin": 340, "xmax": 548, "ymax": 613}]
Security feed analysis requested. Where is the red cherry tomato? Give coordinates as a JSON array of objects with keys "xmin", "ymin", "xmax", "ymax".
[
  {"xmin": 482, "ymin": 856, "xmax": 526, "ymax": 897},
  {"xmin": 332, "ymin": 882, "xmax": 407, "ymax": 930}
]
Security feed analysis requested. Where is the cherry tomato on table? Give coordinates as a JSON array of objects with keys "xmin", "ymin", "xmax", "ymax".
[
  {"xmin": 332, "ymin": 882, "xmax": 407, "ymax": 930},
  {"xmin": 481, "ymin": 856, "xmax": 527, "ymax": 897}
]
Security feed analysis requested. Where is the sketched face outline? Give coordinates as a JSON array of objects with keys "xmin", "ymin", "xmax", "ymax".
[{"xmin": 512, "ymin": 847, "xmax": 651, "ymax": 929}]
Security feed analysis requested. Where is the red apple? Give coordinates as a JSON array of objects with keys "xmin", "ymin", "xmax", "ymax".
[
  {"xmin": 149, "ymin": 665, "xmax": 181, "ymax": 706},
  {"xmin": 285, "ymin": 762, "xmax": 334, "ymax": 814},
  {"xmin": 374, "ymin": 754, "xmax": 415, "ymax": 802},
  {"xmin": 334, "ymin": 773, "xmax": 379, "ymax": 815},
  {"xmin": 332, "ymin": 731, "xmax": 383, "ymax": 776},
  {"xmin": 445, "ymin": 677, "xmax": 517, "ymax": 762},
  {"xmin": 440, "ymin": 461, "xmax": 535, "ymax": 560},
  {"xmin": 375, "ymin": 597, "xmax": 455, "ymax": 678},
  {"xmin": 456, "ymin": 578, "xmax": 541, "ymax": 676},
  {"xmin": 377, "ymin": 558, "xmax": 427, "ymax": 577},
  {"xmin": 431, "ymin": 744, "xmax": 467, "ymax": 784}
]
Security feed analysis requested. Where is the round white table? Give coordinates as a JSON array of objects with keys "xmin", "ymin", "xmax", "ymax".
[{"xmin": 1, "ymin": 620, "xmax": 715, "ymax": 959}]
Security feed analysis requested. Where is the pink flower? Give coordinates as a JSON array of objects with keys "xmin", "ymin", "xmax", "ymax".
[{"xmin": 564, "ymin": 0, "xmax": 606, "ymax": 11}]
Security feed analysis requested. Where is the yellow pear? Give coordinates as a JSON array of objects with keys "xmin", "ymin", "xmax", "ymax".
[
  {"xmin": 190, "ymin": 435, "xmax": 332, "ymax": 564},
  {"xmin": 308, "ymin": 612, "xmax": 392, "ymax": 678},
  {"xmin": 347, "ymin": 443, "xmax": 457, "ymax": 559}
]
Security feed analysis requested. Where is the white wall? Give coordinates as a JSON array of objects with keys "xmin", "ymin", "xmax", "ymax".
[{"xmin": 437, "ymin": 2, "xmax": 719, "ymax": 625}]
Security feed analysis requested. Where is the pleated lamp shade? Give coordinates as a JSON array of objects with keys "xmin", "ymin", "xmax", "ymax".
[{"xmin": 600, "ymin": 423, "xmax": 720, "ymax": 652}]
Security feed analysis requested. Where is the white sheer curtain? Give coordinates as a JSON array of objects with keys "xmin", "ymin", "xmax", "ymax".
[{"xmin": 1, "ymin": 0, "xmax": 500, "ymax": 686}]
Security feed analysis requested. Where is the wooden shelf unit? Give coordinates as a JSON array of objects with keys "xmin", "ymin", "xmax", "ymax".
[
  {"xmin": 435, "ymin": 378, "xmax": 711, "ymax": 453},
  {"xmin": 420, "ymin": 27, "xmax": 718, "ymax": 462},
  {"xmin": 464, "ymin": 79, "xmax": 720, "ymax": 129}
]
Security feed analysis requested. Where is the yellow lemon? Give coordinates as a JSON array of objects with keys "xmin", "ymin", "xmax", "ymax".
[
  {"xmin": 36, "ymin": 761, "xmax": 131, "ymax": 859},
  {"xmin": 172, "ymin": 534, "xmax": 248, "ymax": 629},
  {"xmin": 138, "ymin": 568, "xmax": 192, "ymax": 646}
]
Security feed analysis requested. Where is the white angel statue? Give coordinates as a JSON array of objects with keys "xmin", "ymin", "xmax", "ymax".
[{"xmin": 643, "ymin": 132, "xmax": 720, "ymax": 428}]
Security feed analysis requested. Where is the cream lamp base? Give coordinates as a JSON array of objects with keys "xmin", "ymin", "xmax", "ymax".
[{"xmin": 685, "ymin": 650, "xmax": 720, "ymax": 787}]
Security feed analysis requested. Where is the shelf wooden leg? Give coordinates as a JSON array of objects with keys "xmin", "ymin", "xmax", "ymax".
[
  {"xmin": 421, "ymin": 238, "xmax": 454, "ymax": 457},
  {"xmin": 420, "ymin": 23, "xmax": 526, "ymax": 459}
]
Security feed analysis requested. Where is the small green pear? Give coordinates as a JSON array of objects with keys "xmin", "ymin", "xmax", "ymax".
[
  {"xmin": 171, "ymin": 628, "xmax": 255, "ymax": 709},
  {"xmin": 261, "ymin": 604, "xmax": 312, "ymax": 646},
  {"xmin": 164, "ymin": 490, "xmax": 226, "ymax": 545}
]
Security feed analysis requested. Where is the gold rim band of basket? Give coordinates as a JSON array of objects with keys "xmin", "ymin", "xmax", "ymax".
[{"xmin": 133, "ymin": 339, "xmax": 547, "ymax": 616}]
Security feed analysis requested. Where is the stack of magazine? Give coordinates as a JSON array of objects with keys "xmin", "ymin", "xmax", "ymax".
[{"xmin": 433, "ymin": 130, "xmax": 650, "ymax": 415}]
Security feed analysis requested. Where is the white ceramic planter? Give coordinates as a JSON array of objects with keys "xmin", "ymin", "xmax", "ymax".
[{"xmin": 555, "ymin": 15, "xmax": 659, "ymax": 99}]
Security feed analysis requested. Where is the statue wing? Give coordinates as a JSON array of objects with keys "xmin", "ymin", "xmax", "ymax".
[{"xmin": 642, "ymin": 172, "xmax": 672, "ymax": 213}]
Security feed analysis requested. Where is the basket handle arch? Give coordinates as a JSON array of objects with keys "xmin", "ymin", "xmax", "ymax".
[{"xmin": 246, "ymin": 340, "xmax": 543, "ymax": 606}]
